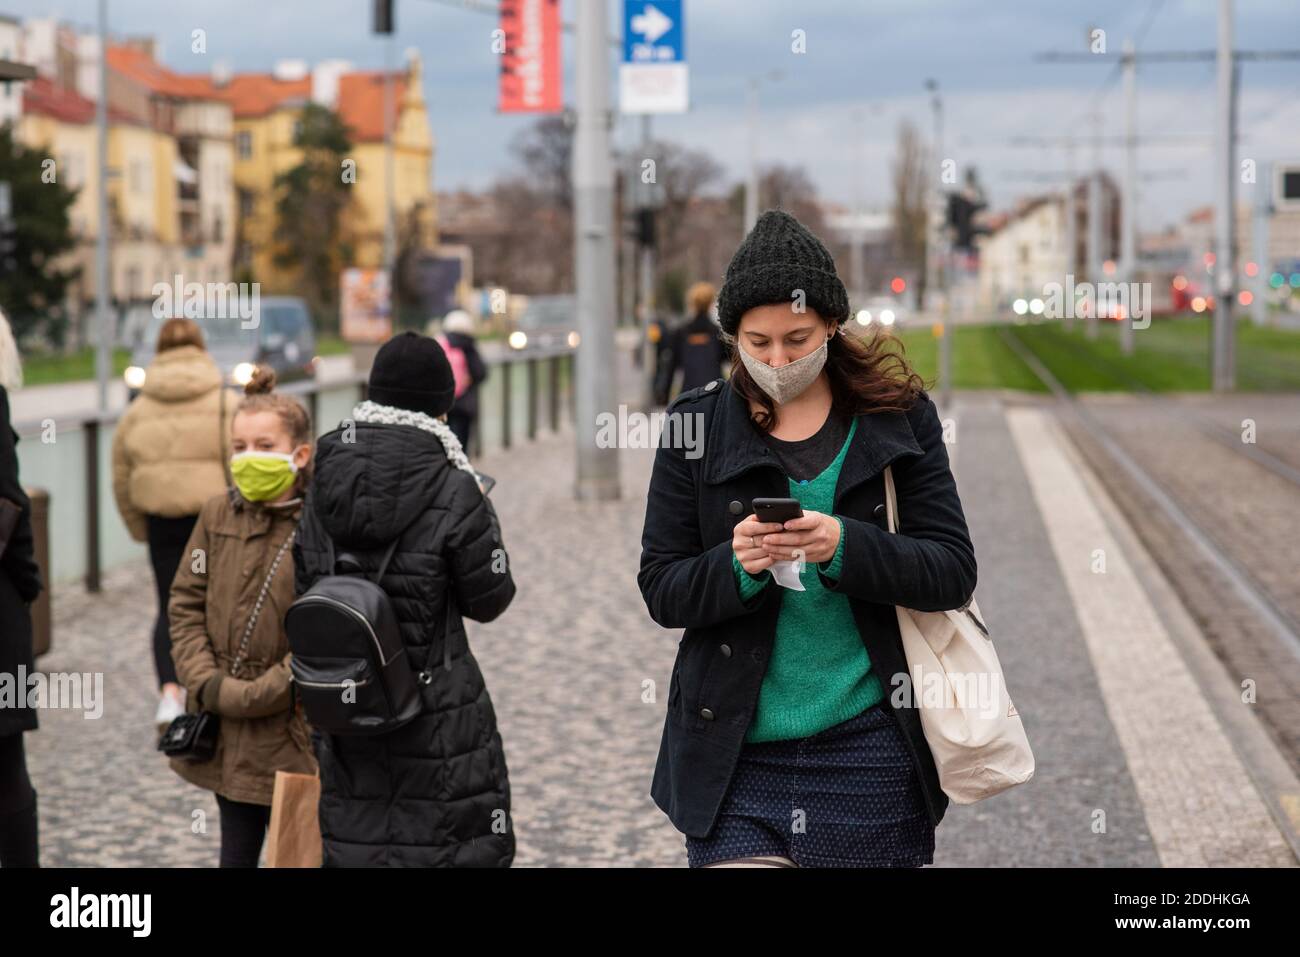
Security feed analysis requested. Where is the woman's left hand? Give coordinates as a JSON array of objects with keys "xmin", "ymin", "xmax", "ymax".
[{"xmin": 760, "ymin": 510, "xmax": 841, "ymax": 565}]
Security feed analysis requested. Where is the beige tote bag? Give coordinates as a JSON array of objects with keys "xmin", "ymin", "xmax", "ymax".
[{"xmin": 884, "ymin": 466, "xmax": 1034, "ymax": 804}]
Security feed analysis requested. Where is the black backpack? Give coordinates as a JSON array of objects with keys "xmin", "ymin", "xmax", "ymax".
[{"xmin": 286, "ymin": 529, "xmax": 454, "ymax": 735}]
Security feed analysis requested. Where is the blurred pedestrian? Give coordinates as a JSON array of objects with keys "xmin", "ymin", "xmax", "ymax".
[
  {"xmin": 638, "ymin": 209, "xmax": 978, "ymax": 868},
  {"xmin": 294, "ymin": 331, "xmax": 517, "ymax": 867},
  {"xmin": 659, "ymin": 282, "xmax": 729, "ymax": 402},
  {"xmin": 166, "ymin": 367, "xmax": 317, "ymax": 867},
  {"xmin": 111, "ymin": 318, "xmax": 234, "ymax": 733},
  {"xmin": 0, "ymin": 310, "xmax": 42, "ymax": 867},
  {"xmin": 433, "ymin": 310, "xmax": 489, "ymax": 453}
]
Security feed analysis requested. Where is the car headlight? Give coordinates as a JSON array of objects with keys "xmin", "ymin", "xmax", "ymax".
[
  {"xmin": 124, "ymin": 366, "xmax": 147, "ymax": 389},
  {"xmin": 508, "ymin": 331, "xmax": 528, "ymax": 350},
  {"xmin": 231, "ymin": 362, "xmax": 256, "ymax": 386},
  {"xmin": 567, "ymin": 331, "xmax": 580, "ymax": 348},
  {"xmin": 880, "ymin": 309, "xmax": 895, "ymax": 325},
  {"xmin": 855, "ymin": 310, "xmax": 871, "ymax": 325}
]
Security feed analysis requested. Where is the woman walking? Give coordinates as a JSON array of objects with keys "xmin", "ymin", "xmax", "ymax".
[
  {"xmin": 294, "ymin": 332, "xmax": 517, "ymax": 867},
  {"xmin": 638, "ymin": 210, "xmax": 978, "ymax": 868},
  {"xmin": 167, "ymin": 367, "xmax": 317, "ymax": 867},
  {"xmin": 0, "ymin": 311, "xmax": 42, "ymax": 867},
  {"xmin": 112, "ymin": 318, "xmax": 234, "ymax": 731}
]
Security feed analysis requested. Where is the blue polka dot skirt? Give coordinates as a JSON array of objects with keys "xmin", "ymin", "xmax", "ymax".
[{"xmin": 685, "ymin": 702, "xmax": 936, "ymax": 868}]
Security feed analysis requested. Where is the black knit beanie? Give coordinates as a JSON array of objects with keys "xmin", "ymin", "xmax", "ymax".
[
  {"xmin": 716, "ymin": 209, "xmax": 849, "ymax": 336},
  {"xmin": 367, "ymin": 331, "xmax": 456, "ymax": 418}
]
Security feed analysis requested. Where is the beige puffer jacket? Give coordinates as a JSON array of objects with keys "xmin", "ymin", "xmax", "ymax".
[{"xmin": 111, "ymin": 345, "xmax": 234, "ymax": 542}]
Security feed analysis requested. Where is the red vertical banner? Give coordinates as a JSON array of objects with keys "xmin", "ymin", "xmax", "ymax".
[{"xmin": 498, "ymin": 0, "xmax": 562, "ymax": 113}]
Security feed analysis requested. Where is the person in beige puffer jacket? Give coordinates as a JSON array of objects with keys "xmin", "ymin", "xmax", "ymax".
[{"xmin": 111, "ymin": 318, "xmax": 234, "ymax": 731}]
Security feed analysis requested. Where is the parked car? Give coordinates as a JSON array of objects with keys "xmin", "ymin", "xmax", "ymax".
[
  {"xmin": 124, "ymin": 296, "xmax": 319, "ymax": 398},
  {"xmin": 507, "ymin": 294, "xmax": 579, "ymax": 351}
]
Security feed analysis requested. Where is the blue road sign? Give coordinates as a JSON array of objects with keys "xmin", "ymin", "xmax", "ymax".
[{"xmin": 623, "ymin": 1, "xmax": 684, "ymax": 64}]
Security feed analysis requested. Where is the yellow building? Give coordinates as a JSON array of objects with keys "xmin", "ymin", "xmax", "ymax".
[
  {"xmin": 17, "ymin": 35, "xmax": 235, "ymax": 342},
  {"xmin": 188, "ymin": 53, "xmax": 437, "ymax": 292}
]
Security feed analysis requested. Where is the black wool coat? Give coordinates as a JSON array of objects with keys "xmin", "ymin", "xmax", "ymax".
[
  {"xmin": 0, "ymin": 385, "xmax": 42, "ymax": 738},
  {"xmin": 294, "ymin": 421, "xmax": 517, "ymax": 866},
  {"xmin": 638, "ymin": 378, "xmax": 977, "ymax": 838}
]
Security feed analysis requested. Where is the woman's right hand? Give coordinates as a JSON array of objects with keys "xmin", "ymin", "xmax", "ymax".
[{"xmin": 732, "ymin": 514, "xmax": 785, "ymax": 575}]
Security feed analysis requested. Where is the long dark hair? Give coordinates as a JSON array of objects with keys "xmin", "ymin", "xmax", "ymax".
[{"xmin": 728, "ymin": 316, "xmax": 927, "ymax": 433}]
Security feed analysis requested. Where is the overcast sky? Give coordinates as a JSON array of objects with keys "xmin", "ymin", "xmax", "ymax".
[{"xmin": 14, "ymin": 0, "xmax": 1300, "ymax": 231}]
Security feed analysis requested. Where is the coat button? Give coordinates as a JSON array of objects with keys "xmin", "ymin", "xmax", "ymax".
[
  {"xmin": 700, "ymin": 707, "xmax": 715, "ymax": 721},
  {"xmin": 728, "ymin": 500, "xmax": 743, "ymax": 515},
  {"xmin": 720, "ymin": 643, "xmax": 732, "ymax": 658},
  {"xmin": 705, "ymin": 379, "xmax": 718, "ymax": 391}
]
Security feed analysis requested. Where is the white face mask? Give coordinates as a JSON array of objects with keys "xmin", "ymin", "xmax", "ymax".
[{"xmin": 737, "ymin": 328, "xmax": 832, "ymax": 405}]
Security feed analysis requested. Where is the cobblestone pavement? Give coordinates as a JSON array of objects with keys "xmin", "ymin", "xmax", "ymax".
[{"xmin": 22, "ymin": 388, "xmax": 1298, "ymax": 867}]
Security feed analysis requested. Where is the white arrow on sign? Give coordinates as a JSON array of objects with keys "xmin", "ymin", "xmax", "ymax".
[{"xmin": 632, "ymin": 3, "xmax": 673, "ymax": 45}]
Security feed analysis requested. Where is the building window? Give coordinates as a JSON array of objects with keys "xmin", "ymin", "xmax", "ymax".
[
  {"xmin": 238, "ymin": 189, "xmax": 255, "ymax": 219},
  {"xmin": 236, "ymin": 131, "xmax": 252, "ymax": 160}
]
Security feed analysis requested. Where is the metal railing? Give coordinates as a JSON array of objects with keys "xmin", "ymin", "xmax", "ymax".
[{"xmin": 14, "ymin": 347, "xmax": 576, "ymax": 592}]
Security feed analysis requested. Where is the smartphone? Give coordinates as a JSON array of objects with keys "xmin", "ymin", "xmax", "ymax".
[{"xmin": 752, "ymin": 497, "xmax": 803, "ymax": 525}]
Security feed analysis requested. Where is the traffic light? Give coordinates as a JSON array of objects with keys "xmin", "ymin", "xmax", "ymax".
[
  {"xmin": 373, "ymin": 0, "xmax": 394, "ymax": 35},
  {"xmin": 946, "ymin": 192, "xmax": 987, "ymax": 252},
  {"xmin": 635, "ymin": 207, "xmax": 656, "ymax": 249}
]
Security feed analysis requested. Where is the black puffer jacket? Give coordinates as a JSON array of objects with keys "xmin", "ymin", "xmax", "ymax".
[{"xmin": 293, "ymin": 420, "xmax": 516, "ymax": 867}]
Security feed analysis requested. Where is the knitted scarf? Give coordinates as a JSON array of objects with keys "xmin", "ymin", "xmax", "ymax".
[{"xmin": 350, "ymin": 399, "xmax": 480, "ymax": 481}]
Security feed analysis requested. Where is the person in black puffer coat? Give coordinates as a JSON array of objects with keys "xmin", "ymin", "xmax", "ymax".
[{"xmin": 293, "ymin": 332, "xmax": 517, "ymax": 867}]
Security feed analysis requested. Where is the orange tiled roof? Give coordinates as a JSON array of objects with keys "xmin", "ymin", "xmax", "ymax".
[
  {"xmin": 336, "ymin": 71, "xmax": 406, "ymax": 142},
  {"xmin": 22, "ymin": 74, "xmax": 139, "ymax": 125},
  {"xmin": 211, "ymin": 73, "xmax": 312, "ymax": 118},
  {"xmin": 107, "ymin": 45, "xmax": 222, "ymax": 100}
]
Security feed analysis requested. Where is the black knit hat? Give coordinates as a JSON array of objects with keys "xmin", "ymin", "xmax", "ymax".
[
  {"xmin": 716, "ymin": 209, "xmax": 849, "ymax": 336},
  {"xmin": 367, "ymin": 331, "xmax": 456, "ymax": 418}
]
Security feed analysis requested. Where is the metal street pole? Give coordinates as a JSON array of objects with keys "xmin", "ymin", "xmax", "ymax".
[
  {"xmin": 1120, "ymin": 39, "xmax": 1138, "ymax": 355},
  {"xmin": 926, "ymin": 81, "xmax": 952, "ymax": 411},
  {"xmin": 383, "ymin": 33, "xmax": 396, "ymax": 287},
  {"xmin": 1086, "ymin": 110, "xmax": 1102, "ymax": 341},
  {"xmin": 95, "ymin": 0, "xmax": 110, "ymax": 412},
  {"xmin": 744, "ymin": 78, "xmax": 758, "ymax": 237},
  {"xmin": 639, "ymin": 114, "xmax": 656, "ymax": 408},
  {"xmin": 1063, "ymin": 140, "xmax": 1077, "ymax": 332},
  {"xmin": 1251, "ymin": 160, "xmax": 1270, "ymax": 327},
  {"xmin": 1212, "ymin": 0, "xmax": 1236, "ymax": 391},
  {"xmin": 573, "ymin": 0, "xmax": 620, "ymax": 500}
]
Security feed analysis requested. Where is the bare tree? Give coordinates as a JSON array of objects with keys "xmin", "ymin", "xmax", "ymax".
[{"xmin": 890, "ymin": 118, "xmax": 928, "ymax": 304}]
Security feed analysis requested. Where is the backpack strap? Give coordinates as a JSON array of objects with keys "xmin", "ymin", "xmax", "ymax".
[{"xmin": 321, "ymin": 524, "xmax": 401, "ymax": 585}]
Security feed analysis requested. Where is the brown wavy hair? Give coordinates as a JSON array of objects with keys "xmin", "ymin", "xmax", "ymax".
[
  {"xmin": 234, "ymin": 365, "xmax": 314, "ymax": 488},
  {"xmin": 728, "ymin": 317, "xmax": 927, "ymax": 433}
]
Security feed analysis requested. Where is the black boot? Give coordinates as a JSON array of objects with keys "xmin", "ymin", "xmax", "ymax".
[{"xmin": 0, "ymin": 793, "xmax": 39, "ymax": 867}]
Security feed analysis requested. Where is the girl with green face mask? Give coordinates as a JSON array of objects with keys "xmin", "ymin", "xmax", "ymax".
[
  {"xmin": 228, "ymin": 373, "xmax": 312, "ymax": 503},
  {"xmin": 166, "ymin": 366, "xmax": 318, "ymax": 868}
]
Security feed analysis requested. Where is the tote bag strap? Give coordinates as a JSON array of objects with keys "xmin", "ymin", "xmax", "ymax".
[{"xmin": 883, "ymin": 465, "xmax": 900, "ymax": 535}]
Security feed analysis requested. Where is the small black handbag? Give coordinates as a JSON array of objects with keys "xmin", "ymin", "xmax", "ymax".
[
  {"xmin": 158, "ymin": 710, "xmax": 219, "ymax": 761},
  {"xmin": 157, "ymin": 528, "xmax": 295, "ymax": 762}
]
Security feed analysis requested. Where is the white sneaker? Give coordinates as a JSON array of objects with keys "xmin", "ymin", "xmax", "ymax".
[{"xmin": 155, "ymin": 689, "xmax": 186, "ymax": 731}]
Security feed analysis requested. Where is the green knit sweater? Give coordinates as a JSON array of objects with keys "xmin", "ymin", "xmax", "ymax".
[{"xmin": 730, "ymin": 417, "xmax": 884, "ymax": 743}]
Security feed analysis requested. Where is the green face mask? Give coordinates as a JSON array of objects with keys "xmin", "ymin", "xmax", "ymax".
[{"xmin": 230, "ymin": 450, "xmax": 301, "ymax": 502}]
